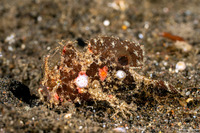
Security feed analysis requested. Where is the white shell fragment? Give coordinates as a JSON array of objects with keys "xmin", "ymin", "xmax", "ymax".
[
  {"xmin": 116, "ymin": 70, "xmax": 126, "ymax": 79},
  {"xmin": 176, "ymin": 61, "xmax": 186, "ymax": 71},
  {"xmin": 75, "ymin": 74, "xmax": 88, "ymax": 88},
  {"xmin": 103, "ymin": 20, "xmax": 110, "ymax": 26}
]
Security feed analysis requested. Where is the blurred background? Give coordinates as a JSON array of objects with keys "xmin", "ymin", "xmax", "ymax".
[{"xmin": 0, "ymin": 0, "xmax": 199, "ymax": 132}]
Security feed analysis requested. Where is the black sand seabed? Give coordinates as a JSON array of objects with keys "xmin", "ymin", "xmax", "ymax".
[{"xmin": 0, "ymin": 0, "xmax": 199, "ymax": 132}]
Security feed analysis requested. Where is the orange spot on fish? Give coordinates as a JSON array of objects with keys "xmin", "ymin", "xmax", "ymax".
[
  {"xmin": 108, "ymin": 95, "xmax": 113, "ymax": 98},
  {"xmin": 99, "ymin": 66, "xmax": 108, "ymax": 81},
  {"xmin": 78, "ymin": 71, "xmax": 86, "ymax": 75},
  {"xmin": 88, "ymin": 47, "xmax": 93, "ymax": 53},
  {"xmin": 54, "ymin": 93, "xmax": 59, "ymax": 101},
  {"xmin": 62, "ymin": 46, "xmax": 67, "ymax": 55},
  {"xmin": 77, "ymin": 87, "xmax": 83, "ymax": 93}
]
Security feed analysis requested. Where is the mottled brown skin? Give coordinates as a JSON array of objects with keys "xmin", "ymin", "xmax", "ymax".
[
  {"xmin": 39, "ymin": 36, "xmax": 181, "ymax": 118},
  {"xmin": 88, "ymin": 36, "xmax": 144, "ymax": 68}
]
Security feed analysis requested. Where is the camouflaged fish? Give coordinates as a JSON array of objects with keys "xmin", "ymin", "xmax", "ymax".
[{"xmin": 38, "ymin": 36, "xmax": 181, "ymax": 118}]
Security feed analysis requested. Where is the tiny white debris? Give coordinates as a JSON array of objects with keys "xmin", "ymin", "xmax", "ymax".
[
  {"xmin": 163, "ymin": 61, "xmax": 168, "ymax": 66},
  {"xmin": 123, "ymin": 21, "xmax": 130, "ymax": 27},
  {"xmin": 135, "ymin": 42, "xmax": 140, "ymax": 47},
  {"xmin": 116, "ymin": 70, "xmax": 126, "ymax": 79},
  {"xmin": 124, "ymin": 45, "xmax": 128, "ymax": 50},
  {"xmin": 103, "ymin": 20, "xmax": 110, "ymax": 26},
  {"xmin": 94, "ymin": 38, "xmax": 97, "ymax": 44},
  {"xmin": 176, "ymin": 61, "xmax": 186, "ymax": 71},
  {"xmin": 186, "ymin": 98, "xmax": 193, "ymax": 103},
  {"xmin": 108, "ymin": 2, "xmax": 120, "ymax": 10},
  {"xmin": 169, "ymin": 68, "xmax": 173, "ymax": 73},
  {"xmin": 37, "ymin": 16, "xmax": 42, "ymax": 22},
  {"xmin": 138, "ymin": 33, "xmax": 144, "ymax": 39},
  {"xmin": 112, "ymin": 41, "xmax": 115, "ymax": 47},
  {"xmin": 164, "ymin": 81, "xmax": 170, "ymax": 91},
  {"xmin": 5, "ymin": 34, "xmax": 15, "ymax": 44},
  {"xmin": 100, "ymin": 38, "xmax": 104, "ymax": 44},
  {"xmin": 149, "ymin": 73, "xmax": 153, "ymax": 78},
  {"xmin": 144, "ymin": 22, "xmax": 149, "ymax": 29},
  {"xmin": 75, "ymin": 74, "xmax": 88, "ymax": 88},
  {"xmin": 108, "ymin": 0, "xmax": 127, "ymax": 11},
  {"xmin": 19, "ymin": 120, "xmax": 24, "ymax": 125},
  {"xmin": 64, "ymin": 113, "xmax": 72, "ymax": 119},
  {"xmin": 113, "ymin": 127, "xmax": 126, "ymax": 133},
  {"xmin": 103, "ymin": 124, "xmax": 106, "ymax": 128},
  {"xmin": 134, "ymin": 50, "xmax": 138, "ymax": 56},
  {"xmin": 0, "ymin": 52, "xmax": 2, "ymax": 58},
  {"xmin": 137, "ymin": 60, "xmax": 141, "ymax": 65},
  {"xmin": 185, "ymin": 91, "xmax": 190, "ymax": 96},
  {"xmin": 24, "ymin": 106, "xmax": 31, "ymax": 111},
  {"xmin": 79, "ymin": 126, "xmax": 83, "ymax": 130},
  {"xmin": 8, "ymin": 46, "xmax": 14, "ymax": 51},
  {"xmin": 21, "ymin": 44, "xmax": 26, "ymax": 50},
  {"xmin": 47, "ymin": 46, "xmax": 51, "ymax": 50}
]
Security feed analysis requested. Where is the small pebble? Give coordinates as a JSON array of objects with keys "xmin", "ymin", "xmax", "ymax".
[
  {"xmin": 176, "ymin": 61, "xmax": 186, "ymax": 71},
  {"xmin": 103, "ymin": 20, "xmax": 110, "ymax": 26}
]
